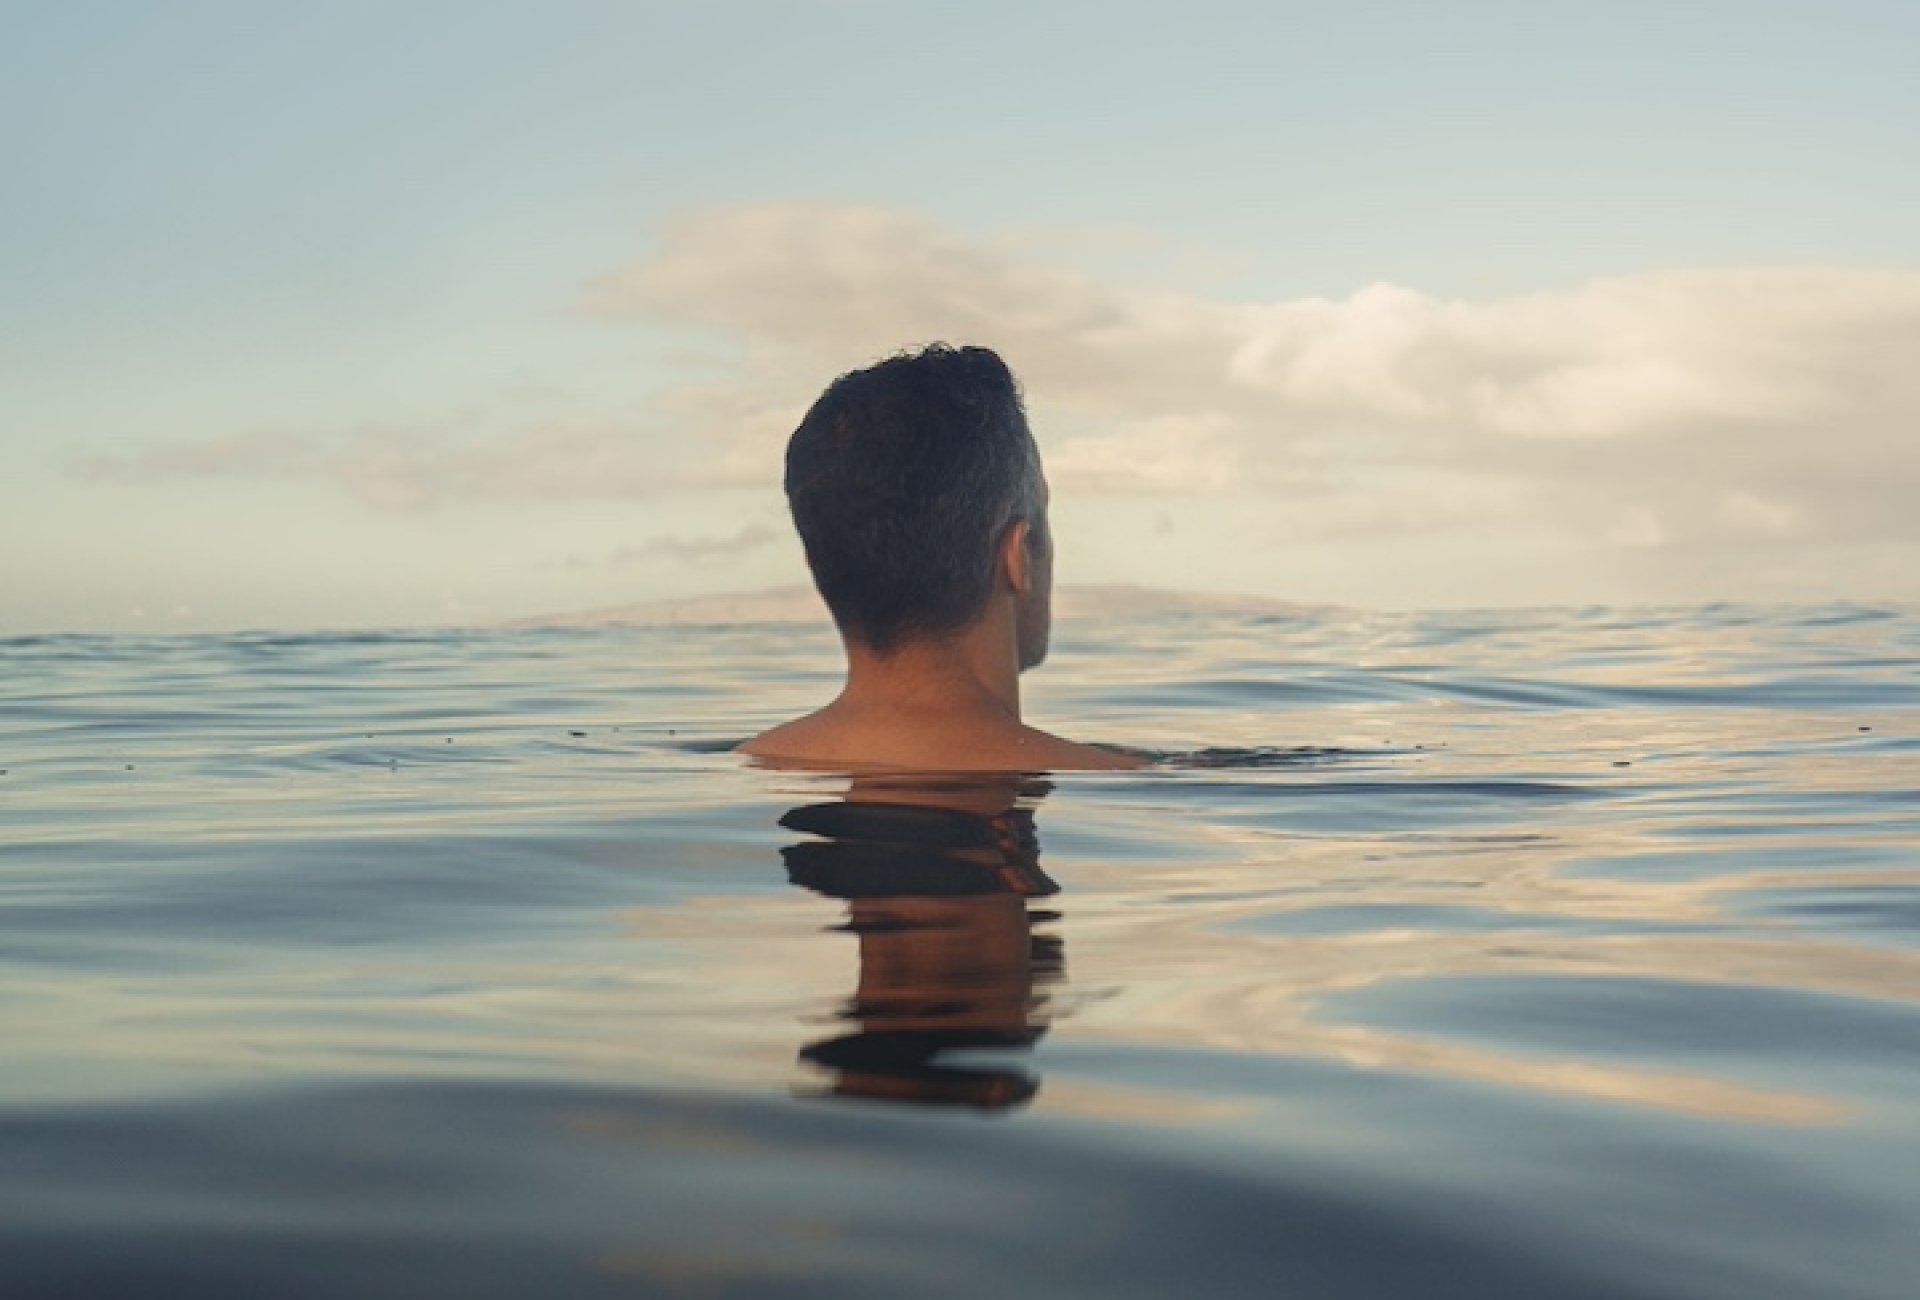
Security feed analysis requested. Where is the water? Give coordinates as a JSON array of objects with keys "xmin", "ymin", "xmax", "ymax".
[{"xmin": 2, "ymin": 604, "xmax": 1917, "ymax": 1298}]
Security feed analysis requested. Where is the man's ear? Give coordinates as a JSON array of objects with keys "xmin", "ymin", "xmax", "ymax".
[{"xmin": 999, "ymin": 518, "xmax": 1033, "ymax": 595}]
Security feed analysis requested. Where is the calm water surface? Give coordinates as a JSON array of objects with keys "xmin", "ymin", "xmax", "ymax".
[{"xmin": 2, "ymin": 605, "xmax": 1917, "ymax": 1298}]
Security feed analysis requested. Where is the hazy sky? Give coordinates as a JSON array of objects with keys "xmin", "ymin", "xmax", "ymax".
[{"xmin": 6, "ymin": 0, "xmax": 1918, "ymax": 633}]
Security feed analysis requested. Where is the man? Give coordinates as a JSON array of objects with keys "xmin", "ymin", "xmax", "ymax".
[{"xmin": 739, "ymin": 344, "xmax": 1143, "ymax": 771}]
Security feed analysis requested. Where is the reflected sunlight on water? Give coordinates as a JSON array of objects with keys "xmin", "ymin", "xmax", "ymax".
[{"xmin": 2, "ymin": 604, "xmax": 1917, "ymax": 1298}]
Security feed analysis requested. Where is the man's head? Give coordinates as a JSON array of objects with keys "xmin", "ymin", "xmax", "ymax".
[{"xmin": 785, "ymin": 344, "xmax": 1051, "ymax": 668}]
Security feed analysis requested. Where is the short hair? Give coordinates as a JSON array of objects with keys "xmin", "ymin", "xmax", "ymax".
[{"xmin": 785, "ymin": 344, "xmax": 1044, "ymax": 652}]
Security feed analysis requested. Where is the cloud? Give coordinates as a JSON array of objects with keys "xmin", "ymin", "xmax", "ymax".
[
  {"xmin": 542, "ymin": 524, "xmax": 781, "ymax": 572},
  {"xmin": 579, "ymin": 203, "xmax": 1920, "ymax": 553},
  {"xmin": 580, "ymin": 202, "xmax": 1250, "ymax": 428},
  {"xmin": 1048, "ymin": 414, "xmax": 1250, "ymax": 494},
  {"xmin": 76, "ymin": 414, "xmax": 711, "ymax": 510},
  {"xmin": 605, "ymin": 524, "xmax": 780, "ymax": 566},
  {"xmin": 80, "ymin": 201, "xmax": 1920, "ymax": 563}
]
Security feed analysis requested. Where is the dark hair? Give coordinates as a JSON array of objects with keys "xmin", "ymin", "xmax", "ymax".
[{"xmin": 785, "ymin": 344, "xmax": 1044, "ymax": 652}]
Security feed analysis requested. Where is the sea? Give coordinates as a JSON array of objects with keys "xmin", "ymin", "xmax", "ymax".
[{"xmin": 2, "ymin": 601, "xmax": 1917, "ymax": 1299}]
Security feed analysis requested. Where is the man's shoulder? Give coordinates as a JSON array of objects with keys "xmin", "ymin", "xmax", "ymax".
[
  {"xmin": 1013, "ymin": 727, "xmax": 1151, "ymax": 772},
  {"xmin": 735, "ymin": 714, "xmax": 1147, "ymax": 773},
  {"xmin": 735, "ymin": 715, "xmax": 834, "ymax": 761}
]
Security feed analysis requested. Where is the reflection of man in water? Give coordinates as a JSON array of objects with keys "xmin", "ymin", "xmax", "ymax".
[
  {"xmin": 781, "ymin": 777, "xmax": 1062, "ymax": 1110},
  {"xmin": 739, "ymin": 344, "xmax": 1143, "ymax": 772}
]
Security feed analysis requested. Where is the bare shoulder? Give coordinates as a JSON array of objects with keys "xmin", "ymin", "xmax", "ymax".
[
  {"xmin": 1013, "ymin": 727, "xmax": 1152, "ymax": 771},
  {"xmin": 735, "ymin": 709, "xmax": 1147, "ymax": 773},
  {"xmin": 735, "ymin": 713, "xmax": 835, "ymax": 760},
  {"xmin": 741, "ymin": 714, "xmax": 1144, "ymax": 764}
]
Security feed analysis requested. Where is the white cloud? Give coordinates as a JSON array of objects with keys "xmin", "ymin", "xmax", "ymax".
[
  {"xmin": 580, "ymin": 203, "xmax": 1920, "ymax": 557},
  {"xmin": 605, "ymin": 524, "xmax": 780, "ymax": 566},
  {"xmin": 1231, "ymin": 268, "xmax": 1919, "ymax": 441},
  {"xmin": 76, "ymin": 414, "xmax": 708, "ymax": 510},
  {"xmin": 1049, "ymin": 414, "xmax": 1249, "ymax": 494}
]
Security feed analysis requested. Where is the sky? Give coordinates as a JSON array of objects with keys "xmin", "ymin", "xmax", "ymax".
[{"xmin": 4, "ymin": 0, "xmax": 1918, "ymax": 633}]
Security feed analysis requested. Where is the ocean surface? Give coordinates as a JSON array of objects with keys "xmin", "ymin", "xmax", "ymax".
[{"xmin": 3, "ymin": 603, "xmax": 1917, "ymax": 1299}]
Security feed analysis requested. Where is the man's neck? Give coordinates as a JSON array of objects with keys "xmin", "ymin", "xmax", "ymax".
[{"xmin": 838, "ymin": 616, "xmax": 1022, "ymax": 725}]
